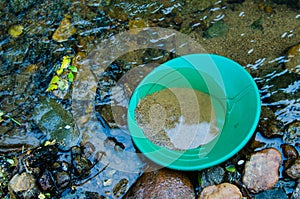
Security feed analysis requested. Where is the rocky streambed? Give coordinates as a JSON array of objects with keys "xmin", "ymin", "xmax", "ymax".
[{"xmin": 1, "ymin": 0, "xmax": 300, "ymax": 198}]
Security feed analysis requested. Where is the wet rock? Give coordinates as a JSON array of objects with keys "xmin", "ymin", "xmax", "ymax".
[
  {"xmin": 9, "ymin": 0, "xmax": 36, "ymax": 13},
  {"xmin": 254, "ymin": 188, "xmax": 288, "ymax": 199},
  {"xmin": 8, "ymin": 172, "xmax": 39, "ymax": 199},
  {"xmin": 282, "ymin": 144, "xmax": 299, "ymax": 159},
  {"xmin": 72, "ymin": 155, "xmax": 92, "ymax": 177},
  {"xmin": 285, "ymin": 43, "xmax": 300, "ymax": 74},
  {"xmin": 199, "ymin": 166, "xmax": 225, "ymax": 188},
  {"xmin": 203, "ymin": 21, "xmax": 228, "ymax": 38},
  {"xmin": 113, "ymin": 178, "xmax": 129, "ymax": 198},
  {"xmin": 286, "ymin": 158, "xmax": 300, "ymax": 179},
  {"xmin": 198, "ymin": 183, "xmax": 242, "ymax": 199},
  {"xmin": 124, "ymin": 169, "xmax": 195, "ymax": 199},
  {"xmin": 258, "ymin": 106, "xmax": 283, "ymax": 138},
  {"xmin": 33, "ymin": 98, "xmax": 80, "ymax": 149},
  {"xmin": 8, "ymin": 24, "xmax": 24, "ymax": 38},
  {"xmin": 283, "ymin": 122, "xmax": 300, "ymax": 145},
  {"xmin": 53, "ymin": 171, "xmax": 71, "ymax": 189},
  {"xmin": 243, "ymin": 148, "xmax": 282, "ymax": 193},
  {"xmin": 52, "ymin": 14, "xmax": 76, "ymax": 42},
  {"xmin": 38, "ymin": 170, "xmax": 55, "ymax": 192},
  {"xmin": 291, "ymin": 182, "xmax": 300, "ymax": 199}
]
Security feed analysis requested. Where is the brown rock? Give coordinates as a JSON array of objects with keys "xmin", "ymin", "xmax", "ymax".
[
  {"xmin": 285, "ymin": 43, "xmax": 300, "ymax": 74},
  {"xmin": 258, "ymin": 106, "xmax": 283, "ymax": 138},
  {"xmin": 282, "ymin": 144, "xmax": 299, "ymax": 159},
  {"xmin": 242, "ymin": 148, "xmax": 282, "ymax": 193},
  {"xmin": 286, "ymin": 158, "xmax": 300, "ymax": 179},
  {"xmin": 198, "ymin": 183, "xmax": 242, "ymax": 199},
  {"xmin": 124, "ymin": 169, "xmax": 195, "ymax": 199}
]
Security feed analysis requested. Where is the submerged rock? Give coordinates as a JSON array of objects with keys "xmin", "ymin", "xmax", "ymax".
[
  {"xmin": 285, "ymin": 43, "xmax": 300, "ymax": 74},
  {"xmin": 203, "ymin": 21, "xmax": 228, "ymax": 38},
  {"xmin": 198, "ymin": 183, "xmax": 242, "ymax": 199},
  {"xmin": 258, "ymin": 106, "xmax": 283, "ymax": 138},
  {"xmin": 254, "ymin": 188, "xmax": 288, "ymax": 199},
  {"xmin": 33, "ymin": 98, "xmax": 80, "ymax": 149},
  {"xmin": 242, "ymin": 148, "xmax": 282, "ymax": 193},
  {"xmin": 286, "ymin": 158, "xmax": 300, "ymax": 179},
  {"xmin": 124, "ymin": 169, "xmax": 195, "ymax": 199}
]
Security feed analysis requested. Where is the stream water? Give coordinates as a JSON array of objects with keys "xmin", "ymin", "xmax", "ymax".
[{"xmin": 0, "ymin": 0, "xmax": 299, "ymax": 198}]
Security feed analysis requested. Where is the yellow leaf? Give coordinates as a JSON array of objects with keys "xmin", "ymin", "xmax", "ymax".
[
  {"xmin": 46, "ymin": 84, "xmax": 58, "ymax": 92},
  {"xmin": 49, "ymin": 75, "xmax": 59, "ymax": 84},
  {"xmin": 61, "ymin": 56, "xmax": 71, "ymax": 69},
  {"xmin": 56, "ymin": 56, "xmax": 71, "ymax": 75}
]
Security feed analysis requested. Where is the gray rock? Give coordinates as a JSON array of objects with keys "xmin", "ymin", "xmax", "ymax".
[
  {"xmin": 203, "ymin": 21, "xmax": 228, "ymax": 38},
  {"xmin": 8, "ymin": 172, "xmax": 39, "ymax": 199},
  {"xmin": 254, "ymin": 188, "xmax": 288, "ymax": 199},
  {"xmin": 33, "ymin": 98, "xmax": 80, "ymax": 149},
  {"xmin": 243, "ymin": 148, "xmax": 282, "ymax": 193},
  {"xmin": 200, "ymin": 166, "xmax": 225, "ymax": 188}
]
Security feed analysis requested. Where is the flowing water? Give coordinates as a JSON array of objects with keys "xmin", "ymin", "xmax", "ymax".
[{"xmin": 0, "ymin": 0, "xmax": 299, "ymax": 198}]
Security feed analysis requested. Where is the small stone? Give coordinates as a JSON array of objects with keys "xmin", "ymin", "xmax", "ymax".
[
  {"xmin": 243, "ymin": 148, "xmax": 282, "ymax": 193},
  {"xmin": 8, "ymin": 172, "xmax": 38, "ymax": 198},
  {"xmin": 286, "ymin": 158, "xmax": 300, "ymax": 179},
  {"xmin": 285, "ymin": 43, "xmax": 300, "ymax": 74},
  {"xmin": 52, "ymin": 14, "xmax": 76, "ymax": 42},
  {"xmin": 254, "ymin": 188, "xmax": 288, "ymax": 199},
  {"xmin": 8, "ymin": 25, "xmax": 23, "ymax": 38},
  {"xmin": 198, "ymin": 183, "xmax": 242, "ymax": 199},
  {"xmin": 199, "ymin": 166, "xmax": 225, "ymax": 188},
  {"xmin": 282, "ymin": 144, "xmax": 299, "ymax": 159},
  {"xmin": 124, "ymin": 169, "xmax": 195, "ymax": 199},
  {"xmin": 203, "ymin": 21, "xmax": 228, "ymax": 38}
]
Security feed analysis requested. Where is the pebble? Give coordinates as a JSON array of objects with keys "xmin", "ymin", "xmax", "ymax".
[
  {"xmin": 8, "ymin": 172, "xmax": 38, "ymax": 198},
  {"xmin": 282, "ymin": 144, "xmax": 299, "ymax": 159},
  {"xmin": 242, "ymin": 148, "xmax": 282, "ymax": 193},
  {"xmin": 203, "ymin": 21, "xmax": 228, "ymax": 38},
  {"xmin": 198, "ymin": 183, "xmax": 242, "ymax": 199},
  {"xmin": 124, "ymin": 169, "xmax": 195, "ymax": 199},
  {"xmin": 52, "ymin": 14, "xmax": 76, "ymax": 42},
  {"xmin": 199, "ymin": 166, "xmax": 225, "ymax": 188},
  {"xmin": 285, "ymin": 43, "xmax": 300, "ymax": 74},
  {"xmin": 286, "ymin": 158, "xmax": 300, "ymax": 179}
]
